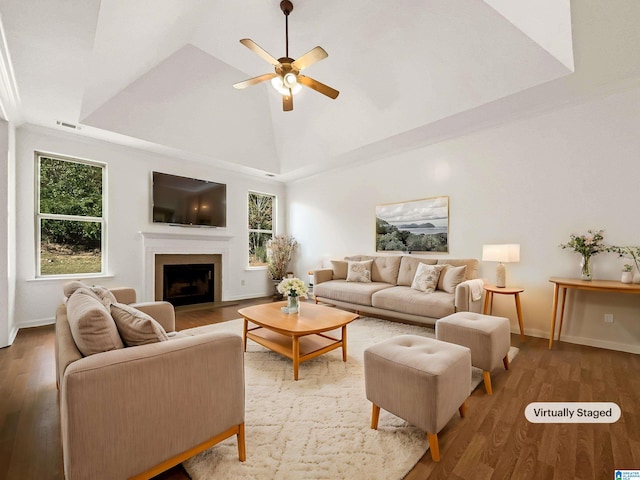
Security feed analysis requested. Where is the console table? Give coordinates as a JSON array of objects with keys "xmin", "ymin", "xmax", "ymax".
[{"xmin": 548, "ymin": 277, "xmax": 640, "ymax": 349}]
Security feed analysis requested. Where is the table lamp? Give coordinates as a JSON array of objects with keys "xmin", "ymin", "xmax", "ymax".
[{"xmin": 482, "ymin": 244, "xmax": 520, "ymax": 288}]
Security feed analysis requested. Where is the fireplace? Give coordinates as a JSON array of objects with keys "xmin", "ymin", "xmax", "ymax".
[
  {"xmin": 153, "ymin": 253, "xmax": 223, "ymax": 307},
  {"xmin": 163, "ymin": 263, "xmax": 214, "ymax": 306}
]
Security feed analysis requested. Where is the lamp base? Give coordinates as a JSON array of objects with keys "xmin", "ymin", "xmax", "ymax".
[{"xmin": 496, "ymin": 263, "xmax": 506, "ymax": 288}]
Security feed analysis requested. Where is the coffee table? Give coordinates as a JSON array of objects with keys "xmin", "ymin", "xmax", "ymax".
[{"xmin": 238, "ymin": 301, "xmax": 359, "ymax": 380}]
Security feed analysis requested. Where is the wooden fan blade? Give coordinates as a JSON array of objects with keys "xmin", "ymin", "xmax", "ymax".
[
  {"xmin": 283, "ymin": 90, "xmax": 293, "ymax": 111},
  {"xmin": 233, "ymin": 73, "xmax": 277, "ymax": 89},
  {"xmin": 291, "ymin": 46, "xmax": 328, "ymax": 71},
  {"xmin": 298, "ymin": 75, "xmax": 339, "ymax": 99},
  {"xmin": 239, "ymin": 39, "xmax": 281, "ymax": 67}
]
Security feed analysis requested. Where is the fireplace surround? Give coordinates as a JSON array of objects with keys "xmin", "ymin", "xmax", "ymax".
[{"xmin": 140, "ymin": 231, "xmax": 231, "ymax": 304}]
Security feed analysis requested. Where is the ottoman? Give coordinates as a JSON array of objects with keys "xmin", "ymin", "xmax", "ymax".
[
  {"xmin": 436, "ymin": 312, "xmax": 511, "ymax": 395},
  {"xmin": 364, "ymin": 335, "xmax": 471, "ymax": 462}
]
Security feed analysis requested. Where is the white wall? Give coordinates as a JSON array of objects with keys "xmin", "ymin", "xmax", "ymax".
[
  {"xmin": 13, "ymin": 125, "xmax": 286, "ymax": 329},
  {"xmin": 287, "ymin": 86, "xmax": 640, "ymax": 353}
]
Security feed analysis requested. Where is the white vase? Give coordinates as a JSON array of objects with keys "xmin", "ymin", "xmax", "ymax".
[{"xmin": 621, "ymin": 271, "xmax": 633, "ymax": 284}]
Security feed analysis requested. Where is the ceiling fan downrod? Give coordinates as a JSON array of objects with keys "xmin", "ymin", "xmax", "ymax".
[{"xmin": 280, "ymin": 0, "xmax": 293, "ymax": 58}]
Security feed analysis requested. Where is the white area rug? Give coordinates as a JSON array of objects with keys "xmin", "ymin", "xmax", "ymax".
[{"xmin": 183, "ymin": 317, "xmax": 518, "ymax": 480}]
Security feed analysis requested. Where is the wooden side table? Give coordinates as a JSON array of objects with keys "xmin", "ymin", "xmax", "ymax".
[{"xmin": 483, "ymin": 284, "xmax": 525, "ymax": 342}]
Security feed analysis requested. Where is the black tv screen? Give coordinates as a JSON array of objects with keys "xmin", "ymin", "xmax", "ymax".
[{"xmin": 152, "ymin": 171, "xmax": 227, "ymax": 227}]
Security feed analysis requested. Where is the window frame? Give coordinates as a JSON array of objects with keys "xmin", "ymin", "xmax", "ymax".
[
  {"xmin": 247, "ymin": 190, "xmax": 276, "ymax": 269},
  {"xmin": 35, "ymin": 151, "xmax": 108, "ymax": 278}
]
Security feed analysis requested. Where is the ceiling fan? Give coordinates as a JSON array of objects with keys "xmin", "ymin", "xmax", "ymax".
[{"xmin": 233, "ymin": 0, "xmax": 339, "ymax": 112}]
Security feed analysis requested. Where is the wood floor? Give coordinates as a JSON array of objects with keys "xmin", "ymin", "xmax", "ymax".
[{"xmin": 1, "ymin": 297, "xmax": 638, "ymax": 480}]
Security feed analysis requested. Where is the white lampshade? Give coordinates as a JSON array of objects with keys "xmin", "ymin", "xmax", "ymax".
[
  {"xmin": 482, "ymin": 244, "xmax": 520, "ymax": 288},
  {"xmin": 482, "ymin": 244, "xmax": 521, "ymax": 263}
]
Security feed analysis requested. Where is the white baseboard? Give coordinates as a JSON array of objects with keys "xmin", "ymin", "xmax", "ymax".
[
  {"xmin": 516, "ymin": 326, "xmax": 640, "ymax": 354},
  {"xmin": 16, "ymin": 317, "xmax": 55, "ymax": 330}
]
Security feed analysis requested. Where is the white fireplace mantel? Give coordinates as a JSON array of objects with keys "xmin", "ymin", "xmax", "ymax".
[{"xmin": 139, "ymin": 231, "xmax": 233, "ymax": 301}]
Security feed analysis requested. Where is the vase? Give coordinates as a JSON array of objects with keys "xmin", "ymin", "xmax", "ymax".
[
  {"xmin": 580, "ymin": 255, "xmax": 592, "ymax": 281},
  {"xmin": 621, "ymin": 271, "xmax": 633, "ymax": 284},
  {"xmin": 287, "ymin": 295, "xmax": 299, "ymax": 314}
]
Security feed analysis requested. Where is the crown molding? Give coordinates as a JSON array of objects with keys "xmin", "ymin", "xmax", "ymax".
[{"xmin": 0, "ymin": 12, "xmax": 21, "ymax": 122}]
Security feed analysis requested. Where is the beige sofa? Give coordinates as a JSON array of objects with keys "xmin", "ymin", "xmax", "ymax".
[
  {"xmin": 313, "ymin": 255, "xmax": 483, "ymax": 326},
  {"xmin": 55, "ymin": 283, "xmax": 245, "ymax": 480}
]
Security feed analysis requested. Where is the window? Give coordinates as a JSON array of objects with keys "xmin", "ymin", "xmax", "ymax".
[
  {"xmin": 36, "ymin": 153, "xmax": 106, "ymax": 276},
  {"xmin": 248, "ymin": 191, "xmax": 275, "ymax": 267}
]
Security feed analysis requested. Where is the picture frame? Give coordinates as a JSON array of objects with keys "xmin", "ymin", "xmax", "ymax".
[{"xmin": 375, "ymin": 196, "xmax": 449, "ymax": 253}]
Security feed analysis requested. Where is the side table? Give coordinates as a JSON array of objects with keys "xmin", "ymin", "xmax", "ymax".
[{"xmin": 483, "ymin": 284, "xmax": 525, "ymax": 342}]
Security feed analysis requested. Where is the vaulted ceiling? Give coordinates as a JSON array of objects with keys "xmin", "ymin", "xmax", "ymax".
[{"xmin": 1, "ymin": 1, "xmax": 639, "ymax": 181}]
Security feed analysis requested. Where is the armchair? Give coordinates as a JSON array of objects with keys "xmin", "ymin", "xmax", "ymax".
[{"xmin": 55, "ymin": 286, "xmax": 245, "ymax": 479}]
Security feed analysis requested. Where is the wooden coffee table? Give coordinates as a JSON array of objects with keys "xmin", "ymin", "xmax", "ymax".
[{"xmin": 238, "ymin": 301, "xmax": 359, "ymax": 380}]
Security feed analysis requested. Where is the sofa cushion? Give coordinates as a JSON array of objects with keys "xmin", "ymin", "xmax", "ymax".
[
  {"xmin": 110, "ymin": 303, "xmax": 169, "ymax": 347},
  {"xmin": 314, "ymin": 279, "xmax": 392, "ymax": 306},
  {"xmin": 371, "ymin": 256, "xmax": 402, "ymax": 284},
  {"xmin": 331, "ymin": 260, "xmax": 348, "ymax": 280},
  {"xmin": 437, "ymin": 264, "xmax": 467, "ymax": 293},
  {"xmin": 397, "ymin": 256, "xmax": 438, "ymax": 286},
  {"xmin": 66, "ymin": 288, "xmax": 125, "ymax": 356},
  {"xmin": 372, "ymin": 286, "xmax": 456, "ymax": 318},
  {"xmin": 437, "ymin": 258, "xmax": 479, "ymax": 281},
  {"xmin": 346, "ymin": 260, "xmax": 373, "ymax": 283},
  {"xmin": 411, "ymin": 263, "xmax": 446, "ymax": 293}
]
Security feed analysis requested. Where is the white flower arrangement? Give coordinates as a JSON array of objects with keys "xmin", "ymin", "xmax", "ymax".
[{"xmin": 277, "ymin": 277, "xmax": 308, "ymax": 298}]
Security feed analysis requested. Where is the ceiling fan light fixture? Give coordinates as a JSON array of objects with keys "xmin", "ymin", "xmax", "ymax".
[
  {"xmin": 271, "ymin": 75, "xmax": 302, "ymax": 95},
  {"xmin": 283, "ymin": 72, "xmax": 298, "ymax": 88}
]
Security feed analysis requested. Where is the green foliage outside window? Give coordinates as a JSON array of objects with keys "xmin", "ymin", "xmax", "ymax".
[
  {"xmin": 248, "ymin": 192, "xmax": 274, "ymax": 267},
  {"xmin": 38, "ymin": 155, "xmax": 104, "ymax": 275}
]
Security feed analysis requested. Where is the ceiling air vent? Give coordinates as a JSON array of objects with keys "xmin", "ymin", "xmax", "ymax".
[{"xmin": 56, "ymin": 120, "xmax": 80, "ymax": 130}]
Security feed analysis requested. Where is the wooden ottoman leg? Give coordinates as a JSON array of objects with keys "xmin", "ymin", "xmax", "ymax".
[
  {"xmin": 503, "ymin": 355, "xmax": 510, "ymax": 370},
  {"xmin": 459, "ymin": 401, "xmax": 467, "ymax": 418},
  {"xmin": 427, "ymin": 433, "xmax": 440, "ymax": 462},
  {"xmin": 483, "ymin": 370, "xmax": 493, "ymax": 395},
  {"xmin": 371, "ymin": 403, "xmax": 380, "ymax": 430}
]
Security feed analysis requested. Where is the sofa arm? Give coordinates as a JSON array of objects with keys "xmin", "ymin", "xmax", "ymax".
[
  {"xmin": 131, "ymin": 301, "xmax": 176, "ymax": 332},
  {"xmin": 313, "ymin": 268, "xmax": 334, "ymax": 285},
  {"xmin": 454, "ymin": 280, "xmax": 484, "ymax": 313},
  {"xmin": 61, "ymin": 332, "xmax": 244, "ymax": 480},
  {"xmin": 110, "ymin": 287, "xmax": 137, "ymax": 304}
]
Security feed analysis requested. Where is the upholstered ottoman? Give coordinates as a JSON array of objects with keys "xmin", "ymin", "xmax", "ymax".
[
  {"xmin": 436, "ymin": 312, "xmax": 511, "ymax": 395},
  {"xmin": 364, "ymin": 335, "xmax": 471, "ymax": 462}
]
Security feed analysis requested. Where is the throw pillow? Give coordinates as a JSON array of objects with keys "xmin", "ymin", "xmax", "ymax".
[
  {"xmin": 110, "ymin": 303, "xmax": 169, "ymax": 347},
  {"xmin": 330, "ymin": 260, "xmax": 348, "ymax": 280},
  {"xmin": 346, "ymin": 260, "xmax": 373, "ymax": 283},
  {"xmin": 437, "ymin": 265, "xmax": 467, "ymax": 293},
  {"xmin": 66, "ymin": 288, "xmax": 125, "ymax": 356},
  {"xmin": 63, "ymin": 280, "xmax": 88, "ymax": 298},
  {"xmin": 90, "ymin": 285, "xmax": 118, "ymax": 307},
  {"xmin": 411, "ymin": 263, "xmax": 446, "ymax": 293}
]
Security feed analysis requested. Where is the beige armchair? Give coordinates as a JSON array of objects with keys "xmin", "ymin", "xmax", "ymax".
[{"xmin": 55, "ymin": 286, "xmax": 245, "ymax": 480}]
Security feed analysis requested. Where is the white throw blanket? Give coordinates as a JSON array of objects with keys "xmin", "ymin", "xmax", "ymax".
[{"xmin": 467, "ymin": 278, "xmax": 485, "ymax": 301}]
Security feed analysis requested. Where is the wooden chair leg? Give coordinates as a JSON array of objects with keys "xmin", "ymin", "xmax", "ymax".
[
  {"xmin": 371, "ymin": 403, "xmax": 380, "ymax": 430},
  {"xmin": 427, "ymin": 433, "xmax": 440, "ymax": 462},
  {"xmin": 237, "ymin": 422, "xmax": 246, "ymax": 462},
  {"xmin": 503, "ymin": 355, "xmax": 510, "ymax": 370},
  {"xmin": 483, "ymin": 370, "xmax": 493, "ymax": 395},
  {"xmin": 459, "ymin": 401, "xmax": 467, "ymax": 418}
]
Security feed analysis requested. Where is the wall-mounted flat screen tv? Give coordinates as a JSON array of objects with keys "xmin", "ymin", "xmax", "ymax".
[{"xmin": 152, "ymin": 171, "xmax": 227, "ymax": 227}]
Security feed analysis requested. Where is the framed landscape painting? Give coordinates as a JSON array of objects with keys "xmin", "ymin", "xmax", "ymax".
[{"xmin": 375, "ymin": 196, "xmax": 449, "ymax": 253}]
